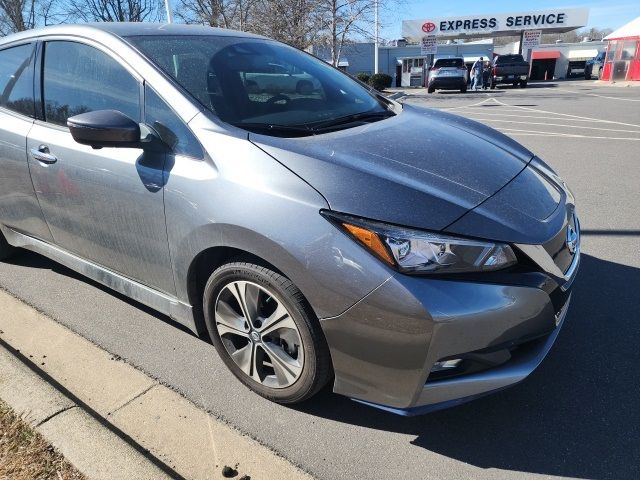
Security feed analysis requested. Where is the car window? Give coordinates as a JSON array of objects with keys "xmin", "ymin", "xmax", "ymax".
[
  {"xmin": 43, "ymin": 41, "xmax": 140, "ymax": 126},
  {"xmin": 145, "ymin": 84, "xmax": 203, "ymax": 159},
  {"xmin": 496, "ymin": 55, "xmax": 525, "ymax": 64},
  {"xmin": 128, "ymin": 35, "xmax": 388, "ymax": 132},
  {"xmin": 434, "ymin": 59, "xmax": 463, "ymax": 68},
  {"xmin": 0, "ymin": 43, "xmax": 35, "ymax": 117}
]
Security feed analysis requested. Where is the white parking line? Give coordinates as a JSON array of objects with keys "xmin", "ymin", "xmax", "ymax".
[
  {"xmin": 554, "ymin": 87, "xmax": 640, "ymax": 102},
  {"xmin": 461, "ymin": 118, "xmax": 640, "ymax": 134},
  {"xmin": 490, "ymin": 97, "xmax": 640, "ymax": 129},
  {"xmin": 446, "ymin": 111, "xmax": 627, "ymax": 123},
  {"xmin": 437, "ymin": 96, "xmax": 494, "ymax": 110},
  {"xmin": 498, "ymin": 128, "xmax": 640, "ymax": 141}
]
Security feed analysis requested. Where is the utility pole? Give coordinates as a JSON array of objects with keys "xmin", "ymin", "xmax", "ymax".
[
  {"xmin": 374, "ymin": 0, "xmax": 379, "ymax": 73},
  {"xmin": 165, "ymin": 0, "xmax": 174, "ymax": 23}
]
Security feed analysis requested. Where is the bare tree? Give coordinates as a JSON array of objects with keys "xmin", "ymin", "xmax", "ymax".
[
  {"xmin": 179, "ymin": 0, "xmax": 324, "ymax": 50},
  {"xmin": 67, "ymin": 0, "xmax": 164, "ymax": 22},
  {"xmin": 315, "ymin": 0, "xmax": 378, "ymax": 66},
  {"xmin": 249, "ymin": 0, "xmax": 324, "ymax": 49},
  {"xmin": 177, "ymin": 0, "xmax": 257, "ymax": 29},
  {"xmin": 0, "ymin": 0, "xmax": 36, "ymax": 33},
  {"xmin": 178, "ymin": 0, "xmax": 256, "ymax": 30}
]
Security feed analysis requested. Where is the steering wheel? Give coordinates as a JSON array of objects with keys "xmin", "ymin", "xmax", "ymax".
[{"xmin": 266, "ymin": 94, "xmax": 291, "ymax": 107}]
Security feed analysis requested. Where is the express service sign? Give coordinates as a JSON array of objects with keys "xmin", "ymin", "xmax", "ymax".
[{"xmin": 402, "ymin": 8, "xmax": 589, "ymax": 40}]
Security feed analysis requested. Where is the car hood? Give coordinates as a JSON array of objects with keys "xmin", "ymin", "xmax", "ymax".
[{"xmin": 250, "ymin": 103, "xmax": 534, "ymax": 231}]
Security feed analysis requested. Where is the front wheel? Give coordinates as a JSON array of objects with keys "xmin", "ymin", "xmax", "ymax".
[
  {"xmin": 203, "ymin": 261, "xmax": 332, "ymax": 404},
  {"xmin": 427, "ymin": 86, "xmax": 435, "ymax": 93},
  {"xmin": 520, "ymin": 80, "xmax": 528, "ymax": 88},
  {"xmin": 460, "ymin": 85, "xmax": 467, "ymax": 93}
]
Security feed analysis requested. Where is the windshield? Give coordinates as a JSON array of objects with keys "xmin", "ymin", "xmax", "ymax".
[{"xmin": 127, "ymin": 35, "xmax": 391, "ymax": 135}]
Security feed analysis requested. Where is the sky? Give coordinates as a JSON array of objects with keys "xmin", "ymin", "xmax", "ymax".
[{"xmin": 381, "ymin": 0, "xmax": 640, "ymax": 39}]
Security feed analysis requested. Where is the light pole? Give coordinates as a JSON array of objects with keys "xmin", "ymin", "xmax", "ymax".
[
  {"xmin": 165, "ymin": 0, "xmax": 174, "ymax": 23},
  {"xmin": 374, "ymin": 0, "xmax": 379, "ymax": 74}
]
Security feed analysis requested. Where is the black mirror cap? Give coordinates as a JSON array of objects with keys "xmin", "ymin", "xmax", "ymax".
[{"xmin": 67, "ymin": 110, "xmax": 141, "ymax": 148}]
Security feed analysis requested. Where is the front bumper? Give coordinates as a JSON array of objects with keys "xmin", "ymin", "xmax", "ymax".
[{"xmin": 320, "ymin": 238, "xmax": 579, "ymax": 414}]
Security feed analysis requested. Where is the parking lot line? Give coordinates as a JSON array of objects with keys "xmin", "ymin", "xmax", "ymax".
[
  {"xmin": 460, "ymin": 118, "xmax": 640, "ymax": 134},
  {"xmin": 554, "ymin": 87, "xmax": 640, "ymax": 102},
  {"xmin": 499, "ymin": 128, "xmax": 640, "ymax": 141},
  {"xmin": 445, "ymin": 111, "xmax": 626, "ymax": 123},
  {"xmin": 437, "ymin": 96, "xmax": 494, "ymax": 110},
  {"xmin": 491, "ymin": 97, "xmax": 640, "ymax": 129}
]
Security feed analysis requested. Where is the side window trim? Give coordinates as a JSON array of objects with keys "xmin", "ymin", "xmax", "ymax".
[{"xmin": 34, "ymin": 41, "xmax": 44, "ymax": 121}]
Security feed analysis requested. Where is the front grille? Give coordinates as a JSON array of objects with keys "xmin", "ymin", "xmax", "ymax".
[{"xmin": 542, "ymin": 213, "xmax": 579, "ymax": 275}]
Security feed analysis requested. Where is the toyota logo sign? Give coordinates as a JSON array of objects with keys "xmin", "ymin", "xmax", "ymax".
[{"xmin": 422, "ymin": 22, "xmax": 436, "ymax": 33}]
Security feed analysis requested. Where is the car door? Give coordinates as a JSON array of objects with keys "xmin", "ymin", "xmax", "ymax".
[
  {"xmin": 27, "ymin": 39, "xmax": 175, "ymax": 295},
  {"xmin": 0, "ymin": 41, "xmax": 53, "ymax": 242}
]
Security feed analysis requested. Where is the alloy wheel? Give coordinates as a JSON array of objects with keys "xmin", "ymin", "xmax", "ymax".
[{"xmin": 214, "ymin": 281, "xmax": 304, "ymax": 389}]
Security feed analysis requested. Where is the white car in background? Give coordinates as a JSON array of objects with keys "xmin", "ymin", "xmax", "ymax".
[{"xmin": 244, "ymin": 63, "xmax": 320, "ymax": 95}]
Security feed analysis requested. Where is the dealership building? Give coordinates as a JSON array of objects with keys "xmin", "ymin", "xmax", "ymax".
[{"xmin": 314, "ymin": 8, "xmax": 613, "ymax": 87}]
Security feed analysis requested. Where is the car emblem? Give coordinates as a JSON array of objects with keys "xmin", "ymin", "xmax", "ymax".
[
  {"xmin": 422, "ymin": 22, "xmax": 436, "ymax": 33},
  {"xmin": 566, "ymin": 225, "xmax": 578, "ymax": 254}
]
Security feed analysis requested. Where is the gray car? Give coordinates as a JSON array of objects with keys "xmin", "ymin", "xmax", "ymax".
[{"xmin": 0, "ymin": 23, "xmax": 580, "ymax": 415}]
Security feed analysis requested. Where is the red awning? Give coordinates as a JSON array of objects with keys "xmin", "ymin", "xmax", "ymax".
[{"xmin": 532, "ymin": 50, "xmax": 561, "ymax": 60}]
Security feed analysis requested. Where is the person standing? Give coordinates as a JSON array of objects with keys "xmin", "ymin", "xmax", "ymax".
[{"xmin": 471, "ymin": 57, "xmax": 484, "ymax": 91}]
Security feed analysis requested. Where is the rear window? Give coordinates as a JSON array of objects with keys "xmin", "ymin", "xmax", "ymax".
[
  {"xmin": 434, "ymin": 58, "xmax": 464, "ymax": 68},
  {"xmin": 495, "ymin": 55, "xmax": 525, "ymax": 64}
]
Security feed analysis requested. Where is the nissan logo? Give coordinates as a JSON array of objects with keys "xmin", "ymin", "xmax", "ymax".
[
  {"xmin": 566, "ymin": 224, "xmax": 578, "ymax": 254},
  {"xmin": 422, "ymin": 22, "xmax": 436, "ymax": 33}
]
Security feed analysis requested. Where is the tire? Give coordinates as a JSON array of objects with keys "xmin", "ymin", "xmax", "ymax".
[
  {"xmin": 520, "ymin": 80, "xmax": 527, "ymax": 88},
  {"xmin": 490, "ymin": 80, "xmax": 496, "ymax": 89},
  {"xmin": 203, "ymin": 261, "xmax": 332, "ymax": 404},
  {"xmin": 427, "ymin": 86, "xmax": 435, "ymax": 93},
  {"xmin": 460, "ymin": 85, "xmax": 467, "ymax": 93},
  {"xmin": 0, "ymin": 231, "xmax": 15, "ymax": 261}
]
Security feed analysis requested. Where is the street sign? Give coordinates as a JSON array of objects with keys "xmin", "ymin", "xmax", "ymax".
[
  {"xmin": 522, "ymin": 29, "xmax": 542, "ymax": 49},
  {"xmin": 421, "ymin": 35, "xmax": 438, "ymax": 55}
]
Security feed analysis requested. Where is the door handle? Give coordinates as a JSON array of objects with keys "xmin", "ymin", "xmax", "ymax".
[{"xmin": 30, "ymin": 145, "xmax": 58, "ymax": 164}]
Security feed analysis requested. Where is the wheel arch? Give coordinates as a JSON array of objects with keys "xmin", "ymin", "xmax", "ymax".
[{"xmin": 186, "ymin": 245, "xmax": 288, "ymax": 336}]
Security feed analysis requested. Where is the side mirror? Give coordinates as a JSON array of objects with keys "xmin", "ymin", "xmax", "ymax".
[{"xmin": 68, "ymin": 110, "xmax": 143, "ymax": 149}]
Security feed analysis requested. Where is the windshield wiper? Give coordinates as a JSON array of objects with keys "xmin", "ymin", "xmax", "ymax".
[
  {"xmin": 232, "ymin": 110, "xmax": 396, "ymax": 137},
  {"xmin": 231, "ymin": 122, "xmax": 314, "ymax": 137},
  {"xmin": 309, "ymin": 110, "xmax": 395, "ymax": 131}
]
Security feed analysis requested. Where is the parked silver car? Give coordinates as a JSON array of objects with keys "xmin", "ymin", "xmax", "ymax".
[{"xmin": 0, "ymin": 24, "xmax": 580, "ymax": 415}]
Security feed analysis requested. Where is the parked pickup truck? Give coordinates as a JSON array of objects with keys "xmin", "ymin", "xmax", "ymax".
[
  {"xmin": 490, "ymin": 54, "xmax": 529, "ymax": 88},
  {"xmin": 584, "ymin": 51, "xmax": 605, "ymax": 80}
]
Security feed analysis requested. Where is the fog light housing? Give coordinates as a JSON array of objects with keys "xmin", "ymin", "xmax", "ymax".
[{"xmin": 431, "ymin": 359, "xmax": 462, "ymax": 373}]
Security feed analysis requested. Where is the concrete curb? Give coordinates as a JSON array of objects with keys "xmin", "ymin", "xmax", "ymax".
[{"xmin": 0, "ymin": 289, "xmax": 311, "ymax": 480}]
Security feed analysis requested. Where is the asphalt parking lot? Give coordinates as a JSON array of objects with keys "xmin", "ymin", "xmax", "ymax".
[{"xmin": 1, "ymin": 79, "xmax": 639, "ymax": 480}]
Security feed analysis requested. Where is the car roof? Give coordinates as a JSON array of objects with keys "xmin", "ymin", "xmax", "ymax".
[{"xmin": 0, "ymin": 22, "xmax": 265, "ymax": 47}]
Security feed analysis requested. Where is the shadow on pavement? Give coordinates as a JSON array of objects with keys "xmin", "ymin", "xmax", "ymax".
[
  {"xmin": 6, "ymin": 249, "xmax": 639, "ymax": 479},
  {"xmin": 3, "ymin": 251, "xmax": 198, "ymax": 338},
  {"xmin": 293, "ymin": 253, "xmax": 640, "ymax": 480}
]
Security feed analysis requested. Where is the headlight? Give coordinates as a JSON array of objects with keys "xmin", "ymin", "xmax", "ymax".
[{"xmin": 323, "ymin": 211, "xmax": 517, "ymax": 274}]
